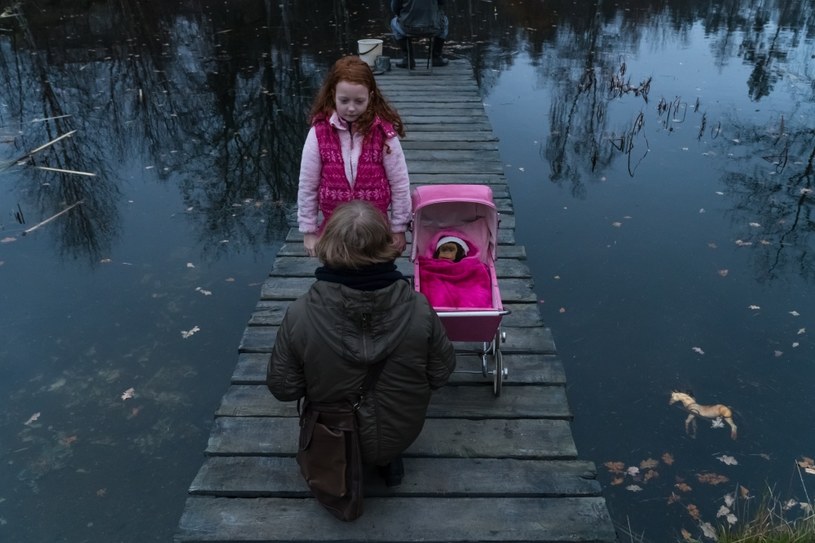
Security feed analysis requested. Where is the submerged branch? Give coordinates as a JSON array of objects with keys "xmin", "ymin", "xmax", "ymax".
[{"xmin": 21, "ymin": 200, "xmax": 84, "ymax": 236}]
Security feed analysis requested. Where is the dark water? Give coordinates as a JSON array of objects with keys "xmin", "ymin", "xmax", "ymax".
[{"xmin": 1, "ymin": 1, "xmax": 813, "ymax": 541}]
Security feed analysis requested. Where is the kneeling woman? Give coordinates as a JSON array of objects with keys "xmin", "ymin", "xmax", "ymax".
[{"xmin": 266, "ymin": 200, "xmax": 456, "ymax": 486}]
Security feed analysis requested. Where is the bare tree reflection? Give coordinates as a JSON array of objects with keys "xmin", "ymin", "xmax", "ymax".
[
  {"xmin": 721, "ymin": 117, "xmax": 815, "ymax": 283},
  {"xmin": 542, "ymin": 15, "xmax": 646, "ymax": 196},
  {"xmin": 1, "ymin": 9, "xmax": 120, "ymax": 264}
]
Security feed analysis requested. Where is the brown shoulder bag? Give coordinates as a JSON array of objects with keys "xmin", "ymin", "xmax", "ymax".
[{"xmin": 296, "ymin": 360, "xmax": 386, "ymax": 521}]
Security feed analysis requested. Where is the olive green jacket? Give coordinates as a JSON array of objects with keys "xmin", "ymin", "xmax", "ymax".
[{"xmin": 267, "ymin": 278, "xmax": 456, "ymax": 465}]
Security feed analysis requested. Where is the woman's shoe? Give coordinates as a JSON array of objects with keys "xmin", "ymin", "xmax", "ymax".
[{"xmin": 377, "ymin": 456, "xmax": 404, "ymax": 487}]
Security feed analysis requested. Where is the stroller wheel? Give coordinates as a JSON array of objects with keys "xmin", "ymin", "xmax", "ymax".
[
  {"xmin": 492, "ymin": 328, "xmax": 505, "ymax": 397},
  {"xmin": 492, "ymin": 347, "xmax": 504, "ymax": 397}
]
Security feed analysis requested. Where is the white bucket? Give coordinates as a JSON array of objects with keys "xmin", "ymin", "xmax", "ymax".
[{"xmin": 358, "ymin": 39, "xmax": 383, "ymax": 67}]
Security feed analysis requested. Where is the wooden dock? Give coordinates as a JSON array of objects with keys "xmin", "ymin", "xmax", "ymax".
[{"xmin": 175, "ymin": 59, "xmax": 616, "ymax": 542}]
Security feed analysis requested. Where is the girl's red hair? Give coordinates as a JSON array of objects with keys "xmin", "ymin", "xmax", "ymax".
[{"xmin": 309, "ymin": 56, "xmax": 405, "ymax": 138}]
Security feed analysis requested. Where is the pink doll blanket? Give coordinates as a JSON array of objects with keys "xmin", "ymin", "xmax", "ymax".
[
  {"xmin": 416, "ymin": 231, "xmax": 493, "ymax": 309},
  {"xmin": 417, "ymin": 255, "xmax": 493, "ymax": 309}
]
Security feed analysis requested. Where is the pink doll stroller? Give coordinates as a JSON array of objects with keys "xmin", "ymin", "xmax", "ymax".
[{"xmin": 410, "ymin": 184, "xmax": 510, "ymax": 396}]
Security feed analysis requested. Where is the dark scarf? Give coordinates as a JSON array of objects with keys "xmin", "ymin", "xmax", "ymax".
[{"xmin": 315, "ymin": 261, "xmax": 407, "ymax": 291}]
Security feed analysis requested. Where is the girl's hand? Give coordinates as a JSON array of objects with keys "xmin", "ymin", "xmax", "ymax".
[
  {"xmin": 303, "ymin": 233, "xmax": 318, "ymax": 257},
  {"xmin": 391, "ymin": 232, "xmax": 407, "ymax": 254}
]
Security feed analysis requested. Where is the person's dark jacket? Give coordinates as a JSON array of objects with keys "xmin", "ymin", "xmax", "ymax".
[
  {"xmin": 266, "ymin": 266, "xmax": 456, "ymax": 466},
  {"xmin": 391, "ymin": 0, "xmax": 445, "ymax": 33}
]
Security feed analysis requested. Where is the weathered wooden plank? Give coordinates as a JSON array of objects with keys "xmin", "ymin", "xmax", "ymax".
[
  {"xmin": 189, "ymin": 456, "xmax": 601, "ymax": 497},
  {"xmin": 501, "ymin": 302, "xmax": 543, "ymax": 327},
  {"xmin": 388, "ymin": 95, "xmax": 482, "ymax": 104},
  {"xmin": 233, "ymin": 352, "xmax": 566, "ymax": 386},
  {"xmin": 402, "ymin": 123, "xmax": 494, "ymax": 133},
  {"xmin": 267, "ymin": 256, "xmax": 529, "ymax": 279},
  {"xmin": 404, "ymin": 131, "xmax": 498, "ymax": 142},
  {"xmin": 380, "ymin": 80, "xmax": 479, "ymax": 90},
  {"xmin": 401, "ymin": 116, "xmax": 492, "ymax": 126},
  {"xmin": 258, "ymin": 276, "xmax": 313, "ymax": 300},
  {"xmin": 386, "ymin": 91, "xmax": 482, "ymax": 101},
  {"xmin": 258, "ymin": 275, "xmax": 535, "ymax": 303},
  {"xmin": 232, "ymin": 352, "xmax": 271, "ymax": 384},
  {"xmin": 404, "ymin": 149, "xmax": 502, "ymax": 161},
  {"xmin": 269, "ymin": 256, "xmax": 412, "ymax": 277},
  {"xmin": 409, "ymin": 173, "xmax": 507, "ymax": 184},
  {"xmin": 453, "ymin": 325, "xmax": 556, "ymax": 354},
  {"xmin": 205, "ymin": 417, "xmax": 577, "ymax": 458},
  {"xmin": 240, "ymin": 323, "xmax": 554, "ymax": 355},
  {"xmin": 274, "ymin": 239, "xmax": 523, "ymax": 259},
  {"xmin": 175, "ymin": 496, "xmax": 616, "ymax": 542},
  {"xmin": 248, "ymin": 300, "xmax": 539, "ymax": 327},
  {"xmin": 401, "ymin": 140, "xmax": 498, "ymax": 151},
  {"xmin": 382, "ymin": 81, "xmax": 480, "ymax": 90},
  {"xmin": 406, "ymin": 161, "xmax": 504, "ymax": 174},
  {"xmin": 248, "ymin": 300, "xmax": 292, "ymax": 326},
  {"xmin": 215, "ymin": 384, "xmax": 571, "ymax": 419}
]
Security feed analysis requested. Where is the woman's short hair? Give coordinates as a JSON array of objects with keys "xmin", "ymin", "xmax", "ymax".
[{"xmin": 315, "ymin": 200, "xmax": 400, "ymax": 268}]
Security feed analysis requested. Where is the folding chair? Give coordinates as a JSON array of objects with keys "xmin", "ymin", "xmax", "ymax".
[{"xmin": 405, "ymin": 31, "xmax": 437, "ymax": 73}]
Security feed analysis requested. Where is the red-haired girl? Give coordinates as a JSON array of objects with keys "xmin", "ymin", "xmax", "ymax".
[{"xmin": 297, "ymin": 56, "xmax": 410, "ymax": 256}]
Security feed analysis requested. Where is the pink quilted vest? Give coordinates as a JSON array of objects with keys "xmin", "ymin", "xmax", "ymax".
[{"xmin": 314, "ymin": 116, "xmax": 396, "ymax": 228}]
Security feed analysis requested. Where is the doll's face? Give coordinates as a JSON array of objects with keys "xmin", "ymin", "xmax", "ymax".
[{"xmin": 436, "ymin": 242, "xmax": 460, "ymax": 261}]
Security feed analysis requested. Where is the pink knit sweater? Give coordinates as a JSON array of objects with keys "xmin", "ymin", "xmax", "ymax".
[{"xmin": 297, "ymin": 112, "xmax": 411, "ymax": 234}]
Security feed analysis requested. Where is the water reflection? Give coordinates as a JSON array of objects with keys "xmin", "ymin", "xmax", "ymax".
[{"xmin": 1, "ymin": 0, "xmax": 814, "ymax": 541}]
